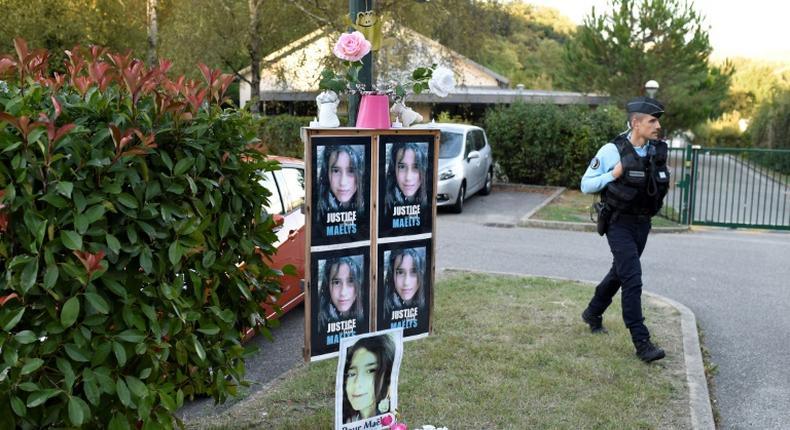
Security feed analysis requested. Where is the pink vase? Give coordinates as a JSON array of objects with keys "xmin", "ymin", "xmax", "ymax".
[{"xmin": 356, "ymin": 94, "xmax": 391, "ymax": 128}]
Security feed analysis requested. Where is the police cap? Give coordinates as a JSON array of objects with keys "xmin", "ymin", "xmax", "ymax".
[{"xmin": 626, "ymin": 96, "xmax": 664, "ymax": 119}]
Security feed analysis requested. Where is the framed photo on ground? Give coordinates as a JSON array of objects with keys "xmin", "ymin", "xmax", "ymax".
[{"xmin": 335, "ymin": 329, "xmax": 403, "ymax": 430}]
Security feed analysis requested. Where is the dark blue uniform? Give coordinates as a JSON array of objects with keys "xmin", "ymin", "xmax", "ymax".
[{"xmin": 581, "ymin": 97, "xmax": 670, "ymax": 362}]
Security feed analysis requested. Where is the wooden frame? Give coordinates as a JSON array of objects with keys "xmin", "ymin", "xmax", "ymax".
[{"xmin": 303, "ymin": 128, "xmax": 439, "ymax": 361}]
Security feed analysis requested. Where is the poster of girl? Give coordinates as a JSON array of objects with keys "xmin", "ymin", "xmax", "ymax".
[
  {"xmin": 376, "ymin": 239, "xmax": 432, "ymax": 338},
  {"xmin": 378, "ymin": 135, "xmax": 434, "ymax": 238},
  {"xmin": 309, "ymin": 248, "xmax": 370, "ymax": 359},
  {"xmin": 311, "ymin": 136, "xmax": 371, "ymax": 246},
  {"xmin": 335, "ymin": 329, "xmax": 403, "ymax": 430}
]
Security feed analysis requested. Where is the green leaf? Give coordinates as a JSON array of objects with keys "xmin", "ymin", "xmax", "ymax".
[
  {"xmin": 2, "ymin": 141, "xmax": 22, "ymax": 153},
  {"xmin": 56, "ymin": 181, "xmax": 74, "ymax": 198},
  {"xmin": 14, "ymin": 330, "xmax": 37, "ymax": 344},
  {"xmin": 85, "ymin": 292, "xmax": 110, "ymax": 314},
  {"xmin": 116, "ymin": 378, "xmax": 132, "ymax": 407},
  {"xmin": 26, "ymin": 388, "xmax": 60, "ymax": 407},
  {"xmin": 116, "ymin": 329, "xmax": 145, "ymax": 343},
  {"xmin": 17, "ymin": 382, "xmax": 39, "ymax": 392},
  {"xmin": 20, "ymin": 358, "xmax": 44, "ymax": 375},
  {"xmin": 159, "ymin": 391, "xmax": 176, "ymax": 412},
  {"xmin": 68, "ymin": 396, "xmax": 85, "ymax": 426},
  {"xmin": 117, "ymin": 193, "xmax": 139, "ymax": 209},
  {"xmin": 106, "ymin": 234, "xmax": 121, "ymax": 254},
  {"xmin": 139, "ymin": 247, "xmax": 153, "ymax": 274},
  {"xmin": 73, "ymin": 190, "xmax": 87, "ymax": 212},
  {"xmin": 219, "ymin": 213, "xmax": 231, "ymax": 238},
  {"xmin": 112, "ymin": 341, "xmax": 127, "ymax": 366},
  {"xmin": 20, "ymin": 259, "xmax": 38, "ymax": 294},
  {"xmin": 83, "ymin": 379, "xmax": 100, "ymax": 406},
  {"xmin": 201, "ymin": 250, "xmax": 216, "ymax": 268},
  {"xmin": 10, "ymin": 395, "xmax": 26, "ymax": 417},
  {"xmin": 197, "ymin": 324, "xmax": 220, "ymax": 336},
  {"xmin": 124, "ymin": 376, "xmax": 147, "ymax": 398},
  {"xmin": 173, "ymin": 157, "xmax": 195, "ymax": 176},
  {"xmin": 84, "ymin": 204, "xmax": 106, "ymax": 223},
  {"xmin": 64, "ymin": 344, "xmax": 90, "ymax": 362},
  {"xmin": 2, "ymin": 308, "xmax": 25, "ymax": 331},
  {"xmin": 61, "ymin": 296, "xmax": 80, "ymax": 328},
  {"xmin": 56, "ymin": 358, "xmax": 76, "ymax": 391},
  {"xmin": 60, "ymin": 230, "xmax": 83, "ymax": 250},
  {"xmin": 159, "ymin": 152, "xmax": 174, "ymax": 172},
  {"xmin": 168, "ymin": 241, "xmax": 181, "ymax": 265},
  {"xmin": 43, "ymin": 264, "xmax": 59, "ymax": 290},
  {"xmin": 193, "ymin": 336, "xmax": 206, "ymax": 362},
  {"xmin": 39, "ymin": 193, "xmax": 69, "ymax": 208}
]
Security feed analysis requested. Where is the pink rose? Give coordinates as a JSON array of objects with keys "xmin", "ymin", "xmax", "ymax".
[
  {"xmin": 391, "ymin": 423, "xmax": 408, "ymax": 430},
  {"xmin": 333, "ymin": 31, "xmax": 372, "ymax": 62},
  {"xmin": 381, "ymin": 414, "xmax": 394, "ymax": 426}
]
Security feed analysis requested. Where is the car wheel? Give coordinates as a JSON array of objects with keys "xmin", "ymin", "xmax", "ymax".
[
  {"xmin": 479, "ymin": 168, "xmax": 493, "ymax": 196},
  {"xmin": 450, "ymin": 183, "xmax": 465, "ymax": 213}
]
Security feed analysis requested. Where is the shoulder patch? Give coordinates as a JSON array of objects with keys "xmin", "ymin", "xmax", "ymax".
[{"xmin": 589, "ymin": 157, "xmax": 600, "ymax": 169}]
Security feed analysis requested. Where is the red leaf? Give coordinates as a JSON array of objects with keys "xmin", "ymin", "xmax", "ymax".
[
  {"xmin": 51, "ymin": 96, "xmax": 62, "ymax": 119},
  {"xmin": 0, "ymin": 293, "xmax": 18, "ymax": 307},
  {"xmin": 13, "ymin": 38, "xmax": 29, "ymax": 66},
  {"xmin": 73, "ymin": 250, "xmax": 105, "ymax": 276}
]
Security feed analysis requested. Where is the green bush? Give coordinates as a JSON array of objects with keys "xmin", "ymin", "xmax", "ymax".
[
  {"xmin": 485, "ymin": 102, "xmax": 624, "ymax": 187},
  {"xmin": 0, "ymin": 40, "xmax": 284, "ymax": 428},
  {"xmin": 257, "ymin": 114, "xmax": 312, "ymax": 159}
]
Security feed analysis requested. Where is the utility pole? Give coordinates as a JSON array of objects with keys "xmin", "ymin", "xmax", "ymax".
[{"xmin": 348, "ymin": 0, "xmax": 374, "ymax": 126}]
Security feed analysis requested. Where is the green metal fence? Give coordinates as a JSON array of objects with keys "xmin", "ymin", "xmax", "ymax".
[{"xmin": 665, "ymin": 146, "xmax": 790, "ymax": 230}]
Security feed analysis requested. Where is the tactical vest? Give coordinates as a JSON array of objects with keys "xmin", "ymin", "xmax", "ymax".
[{"xmin": 602, "ymin": 134, "xmax": 670, "ymax": 216}]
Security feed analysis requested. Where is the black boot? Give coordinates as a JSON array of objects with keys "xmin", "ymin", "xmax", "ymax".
[
  {"xmin": 581, "ymin": 308, "xmax": 607, "ymax": 334},
  {"xmin": 635, "ymin": 340, "xmax": 665, "ymax": 363}
]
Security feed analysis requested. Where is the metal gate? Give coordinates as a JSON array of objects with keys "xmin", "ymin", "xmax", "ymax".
[{"xmin": 662, "ymin": 146, "xmax": 790, "ymax": 230}]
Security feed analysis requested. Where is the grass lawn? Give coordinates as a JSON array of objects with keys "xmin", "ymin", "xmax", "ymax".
[
  {"xmin": 532, "ymin": 189, "xmax": 682, "ymax": 228},
  {"xmin": 186, "ymin": 273, "xmax": 690, "ymax": 430}
]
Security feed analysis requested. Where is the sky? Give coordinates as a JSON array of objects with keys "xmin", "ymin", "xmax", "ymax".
[{"xmin": 522, "ymin": 0, "xmax": 790, "ymax": 62}]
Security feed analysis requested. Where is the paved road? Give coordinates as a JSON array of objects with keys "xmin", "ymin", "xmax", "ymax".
[
  {"xmin": 180, "ymin": 189, "xmax": 790, "ymax": 429},
  {"xmin": 438, "ymin": 191, "xmax": 790, "ymax": 430}
]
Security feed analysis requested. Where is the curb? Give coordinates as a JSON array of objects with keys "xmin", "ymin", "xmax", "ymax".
[
  {"xmin": 440, "ymin": 267, "xmax": 715, "ymax": 430},
  {"xmin": 510, "ymin": 186, "xmax": 691, "ymax": 234},
  {"xmin": 645, "ymin": 292, "xmax": 716, "ymax": 430},
  {"xmin": 519, "ymin": 218, "xmax": 691, "ymax": 234}
]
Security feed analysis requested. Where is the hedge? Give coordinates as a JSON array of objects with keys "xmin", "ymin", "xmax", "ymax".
[
  {"xmin": 0, "ymin": 39, "xmax": 286, "ymax": 429},
  {"xmin": 485, "ymin": 102, "xmax": 625, "ymax": 188},
  {"xmin": 257, "ymin": 114, "xmax": 312, "ymax": 159}
]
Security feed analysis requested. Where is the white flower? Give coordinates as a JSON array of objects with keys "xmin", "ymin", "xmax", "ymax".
[
  {"xmin": 0, "ymin": 80, "xmax": 8, "ymax": 94},
  {"xmin": 428, "ymin": 66, "xmax": 455, "ymax": 97}
]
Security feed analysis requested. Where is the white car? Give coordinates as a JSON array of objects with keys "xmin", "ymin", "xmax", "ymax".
[{"xmin": 414, "ymin": 123, "xmax": 494, "ymax": 213}]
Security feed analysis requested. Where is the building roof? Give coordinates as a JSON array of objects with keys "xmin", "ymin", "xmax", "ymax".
[{"xmin": 239, "ymin": 23, "xmax": 608, "ymax": 108}]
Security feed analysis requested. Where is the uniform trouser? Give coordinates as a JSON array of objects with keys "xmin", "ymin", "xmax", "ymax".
[{"xmin": 587, "ymin": 219, "xmax": 652, "ymax": 344}]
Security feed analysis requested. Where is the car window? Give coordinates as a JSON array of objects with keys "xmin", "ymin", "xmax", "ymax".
[
  {"xmin": 280, "ymin": 167, "xmax": 306, "ymax": 211},
  {"xmin": 259, "ymin": 171, "xmax": 284, "ymax": 215},
  {"xmin": 472, "ymin": 130, "xmax": 486, "ymax": 151},
  {"xmin": 439, "ymin": 131, "xmax": 464, "ymax": 159},
  {"xmin": 464, "ymin": 131, "xmax": 476, "ymax": 157}
]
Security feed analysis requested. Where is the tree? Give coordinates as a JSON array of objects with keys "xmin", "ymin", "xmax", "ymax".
[
  {"xmin": 562, "ymin": 0, "xmax": 732, "ymax": 134},
  {"xmin": 147, "ymin": 0, "xmax": 159, "ymax": 65}
]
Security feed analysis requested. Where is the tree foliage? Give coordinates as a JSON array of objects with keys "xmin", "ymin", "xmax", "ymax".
[
  {"xmin": 562, "ymin": 0, "xmax": 732, "ymax": 133},
  {"xmin": 0, "ymin": 40, "xmax": 284, "ymax": 428},
  {"xmin": 0, "ymin": 0, "xmax": 148, "ymax": 65}
]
